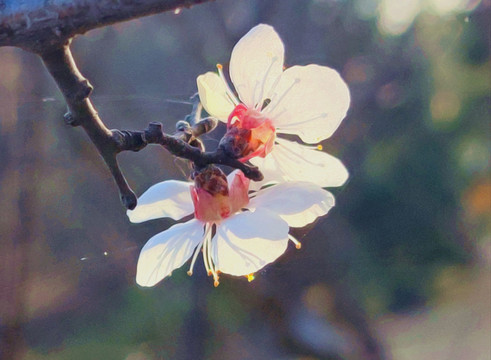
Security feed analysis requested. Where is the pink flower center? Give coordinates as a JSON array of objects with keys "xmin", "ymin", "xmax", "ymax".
[
  {"xmin": 226, "ymin": 104, "xmax": 276, "ymax": 162},
  {"xmin": 191, "ymin": 168, "xmax": 250, "ymax": 223}
]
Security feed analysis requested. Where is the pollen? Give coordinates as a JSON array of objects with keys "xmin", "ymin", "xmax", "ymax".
[
  {"xmin": 247, "ymin": 273, "xmax": 255, "ymax": 282},
  {"xmin": 217, "ymin": 64, "xmax": 223, "ymax": 70},
  {"xmin": 295, "ymin": 243, "xmax": 302, "ymax": 250},
  {"xmin": 317, "ymin": 144, "xmax": 323, "ymax": 151},
  {"xmin": 214, "ymin": 279, "xmax": 220, "ymax": 287}
]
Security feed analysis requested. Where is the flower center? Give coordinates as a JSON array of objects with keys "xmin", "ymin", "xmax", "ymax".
[
  {"xmin": 191, "ymin": 167, "xmax": 250, "ymax": 223},
  {"xmin": 219, "ymin": 104, "xmax": 276, "ymax": 162}
]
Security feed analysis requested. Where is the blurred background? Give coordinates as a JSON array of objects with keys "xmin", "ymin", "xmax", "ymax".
[{"xmin": 0, "ymin": 0, "xmax": 489, "ymax": 359}]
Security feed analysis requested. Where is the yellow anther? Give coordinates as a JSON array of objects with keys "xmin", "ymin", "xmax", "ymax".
[
  {"xmin": 295, "ymin": 243, "xmax": 302, "ymax": 250},
  {"xmin": 214, "ymin": 280, "xmax": 220, "ymax": 287},
  {"xmin": 317, "ymin": 144, "xmax": 323, "ymax": 151},
  {"xmin": 217, "ymin": 63, "xmax": 223, "ymax": 70},
  {"xmin": 247, "ymin": 273, "xmax": 255, "ymax": 282},
  {"xmin": 187, "ymin": 271, "xmax": 193, "ymax": 276},
  {"xmin": 208, "ymin": 271, "xmax": 213, "ymax": 276}
]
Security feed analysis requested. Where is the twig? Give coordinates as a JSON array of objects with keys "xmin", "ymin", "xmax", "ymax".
[
  {"xmin": 142, "ymin": 122, "xmax": 263, "ymax": 180},
  {"xmin": 40, "ymin": 44, "xmax": 141, "ymax": 209}
]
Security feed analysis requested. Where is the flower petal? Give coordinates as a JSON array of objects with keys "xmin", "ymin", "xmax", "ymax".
[
  {"xmin": 230, "ymin": 24, "xmax": 285, "ymax": 108},
  {"xmin": 227, "ymin": 170, "xmax": 250, "ymax": 213},
  {"xmin": 249, "ymin": 137, "xmax": 349, "ymax": 189},
  {"xmin": 248, "ymin": 182, "xmax": 335, "ymax": 228},
  {"xmin": 226, "ymin": 169, "xmax": 243, "ymax": 184},
  {"xmin": 211, "ymin": 208, "xmax": 289, "ymax": 276},
  {"xmin": 127, "ymin": 180, "xmax": 194, "ymax": 223},
  {"xmin": 136, "ymin": 219, "xmax": 204, "ymax": 287},
  {"xmin": 264, "ymin": 65, "xmax": 350, "ymax": 143},
  {"xmin": 197, "ymin": 72, "xmax": 235, "ymax": 121}
]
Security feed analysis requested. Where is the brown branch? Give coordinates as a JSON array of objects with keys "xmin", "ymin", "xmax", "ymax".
[
  {"xmin": 40, "ymin": 44, "xmax": 140, "ymax": 209},
  {"xmin": 0, "ymin": 0, "xmax": 213, "ymax": 52},
  {"xmin": 142, "ymin": 122, "xmax": 264, "ymax": 181}
]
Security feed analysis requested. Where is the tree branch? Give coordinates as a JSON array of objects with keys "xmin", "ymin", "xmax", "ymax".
[
  {"xmin": 40, "ymin": 44, "xmax": 140, "ymax": 209},
  {"xmin": 142, "ymin": 122, "xmax": 264, "ymax": 181},
  {"xmin": 0, "ymin": 0, "xmax": 213, "ymax": 52}
]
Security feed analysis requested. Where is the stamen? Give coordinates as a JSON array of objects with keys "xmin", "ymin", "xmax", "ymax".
[
  {"xmin": 263, "ymin": 78, "xmax": 300, "ymax": 115},
  {"xmin": 247, "ymin": 273, "xmax": 255, "ymax": 282},
  {"xmin": 203, "ymin": 224, "xmax": 220, "ymax": 286},
  {"xmin": 252, "ymin": 79, "xmax": 261, "ymax": 110},
  {"xmin": 288, "ymin": 234, "xmax": 302, "ymax": 249},
  {"xmin": 281, "ymin": 143, "xmax": 323, "ymax": 152},
  {"xmin": 217, "ymin": 64, "xmax": 240, "ymax": 106},
  {"xmin": 276, "ymin": 113, "xmax": 328, "ymax": 129},
  {"xmin": 261, "ymin": 98, "xmax": 271, "ymax": 110},
  {"xmin": 254, "ymin": 56, "xmax": 278, "ymax": 110},
  {"xmin": 208, "ymin": 239, "xmax": 220, "ymax": 286},
  {"xmin": 272, "ymin": 138, "xmax": 331, "ymax": 171},
  {"xmin": 262, "ymin": 72, "xmax": 282, "ymax": 107},
  {"xmin": 187, "ymin": 242, "xmax": 203, "ymax": 276},
  {"xmin": 201, "ymin": 224, "xmax": 213, "ymax": 276},
  {"xmin": 205, "ymin": 232, "xmax": 213, "ymax": 274}
]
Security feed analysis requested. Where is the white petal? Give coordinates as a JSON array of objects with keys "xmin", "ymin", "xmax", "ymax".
[
  {"xmin": 250, "ymin": 137, "xmax": 349, "ymax": 189},
  {"xmin": 264, "ymin": 65, "xmax": 350, "ymax": 143},
  {"xmin": 136, "ymin": 219, "xmax": 204, "ymax": 287},
  {"xmin": 212, "ymin": 208, "xmax": 289, "ymax": 276},
  {"xmin": 127, "ymin": 180, "xmax": 194, "ymax": 223},
  {"xmin": 230, "ymin": 24, "xmax": 285, "ymax": 108},
  {"xmin": 197, "ymin": 72, "xmax": 235, "ymax": 121},
  {"xmin": 248, "ymin": 182, "xmax": 335, "ymax": 228}
]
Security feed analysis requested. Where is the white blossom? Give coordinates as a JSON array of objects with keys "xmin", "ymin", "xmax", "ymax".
[
  {"xmin": 127, "ymin": 170, "xmax": 335, "ymax": 287},
  {"xmin": 197, "ymin": 24, "xmax": 351, "ymax": 189}
]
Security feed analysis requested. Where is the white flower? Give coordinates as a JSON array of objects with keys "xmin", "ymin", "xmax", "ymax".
[
  {"xmin": 127, "ymin": 170, "xmax": 335, "ymax": 287},
  {"xmin": 197, "ymin": 24, "xmax": 351, "ymax": 189}
]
